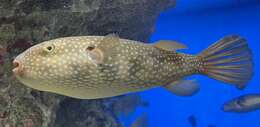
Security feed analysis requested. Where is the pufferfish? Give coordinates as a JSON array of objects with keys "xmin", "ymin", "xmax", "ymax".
[{"xmin": 12, "ymin": 34, "xmax": 254, "ymax": 99}]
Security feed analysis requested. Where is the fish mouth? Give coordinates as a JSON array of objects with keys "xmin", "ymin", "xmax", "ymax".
[
  {"xmin": 222, "ymin": 102, "xmax": 239, "ymax": 112},
  {"xmin": 222, "ymin": 105, "xmax": 231, "ymax": 112},
  {"xmin": 12, "ymin": 60, "xmax": 24, "ymax": 76}
]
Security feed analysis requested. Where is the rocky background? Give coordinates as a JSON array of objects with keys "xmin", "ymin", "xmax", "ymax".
[{"xmin": 0, "ymin": 0, "xmax": 175, "ymax": 127}]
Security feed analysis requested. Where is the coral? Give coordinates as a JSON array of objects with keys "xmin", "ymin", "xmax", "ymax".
[{"xmin": 0, "ymin": 0, "xmax": 175, "ymax": 126}]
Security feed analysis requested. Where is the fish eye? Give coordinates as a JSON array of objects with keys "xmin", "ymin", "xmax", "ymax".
[
  {"xmin": 43, "ymin": 44, "xmax": 55, "ymax": 53},
  {"xmin": 236, "ymin": 99, "xmax": 244, "ymax": 106}
]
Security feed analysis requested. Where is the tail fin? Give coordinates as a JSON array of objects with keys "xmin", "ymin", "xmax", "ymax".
[{"xmin": 198, "ymin": 35, "xmax": 254, "ymax": 89}]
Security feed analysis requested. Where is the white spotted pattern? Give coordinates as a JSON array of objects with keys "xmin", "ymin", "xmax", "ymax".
[{"xmin": 14, "ymin": 36, "xmax": 203, "ymax": 99}]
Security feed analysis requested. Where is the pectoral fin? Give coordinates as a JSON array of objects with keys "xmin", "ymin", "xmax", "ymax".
[
  {"xmin": 163, "ymin": 80, "xmax": 200, "ymax": 96},
  {"xmin": 86, "ymin": 34, "xmax": 120, "ymax": 64},
  {"xmin": 154, "ymin": 40, "xmax": 188, "ymax": 51}
]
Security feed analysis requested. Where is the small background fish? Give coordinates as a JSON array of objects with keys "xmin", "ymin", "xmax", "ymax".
[{"xmin": 223, "ymin": 94, "xmax": 260, "ymax": 113}]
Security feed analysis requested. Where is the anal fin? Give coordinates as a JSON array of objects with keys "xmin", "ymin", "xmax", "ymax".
[{"xmin": 163, "ymin": 80, "xmax": 200, "ymax": 96}]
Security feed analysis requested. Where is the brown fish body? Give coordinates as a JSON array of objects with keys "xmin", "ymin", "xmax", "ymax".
[{"xmin": 13, "ymin": 35, "xmax": 253, "ymax": 99}]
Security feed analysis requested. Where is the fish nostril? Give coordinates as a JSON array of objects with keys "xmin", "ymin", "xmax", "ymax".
[{"xmin": 13, "ymin": 61, "xmax": 20, "ymax": 68}]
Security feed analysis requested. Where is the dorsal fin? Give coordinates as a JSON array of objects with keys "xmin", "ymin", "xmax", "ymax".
[{"xmin": 154, "ymin": 40, "xmax": 187, "ymax": 51}]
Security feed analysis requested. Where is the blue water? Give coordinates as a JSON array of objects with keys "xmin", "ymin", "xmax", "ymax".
[{"xmin": 137, "ymin": 1, "xmax": 260, "ymax": 127}]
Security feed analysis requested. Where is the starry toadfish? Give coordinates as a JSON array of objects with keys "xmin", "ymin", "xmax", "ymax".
[{"xmin": 12, "ymin": 34, "xmax": 254, "ymax": 99}]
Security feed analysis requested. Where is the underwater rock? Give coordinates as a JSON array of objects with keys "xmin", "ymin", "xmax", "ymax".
[
  {"xmin": 54, "ymin": 94, "xmax": 148, "ymax": 127},
  {"xmin": 0, "ymin": 0, "xmax": 175, "ymax": 126},
  {"xmin": 54, "ymin": 98, "xmax": 120, "ymax": 127},
  {"xmin": 110, "ymin": 94, "xmax": 149, "ymax": 117}
]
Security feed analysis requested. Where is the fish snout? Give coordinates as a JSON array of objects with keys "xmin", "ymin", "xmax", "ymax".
[
  {"xmin": 12, "ymin": 59, "xmax": 24, "ymax": 76},
  {"xmin": 222, "ymin": 104, "xmax": 231, "ymax": 112}
]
